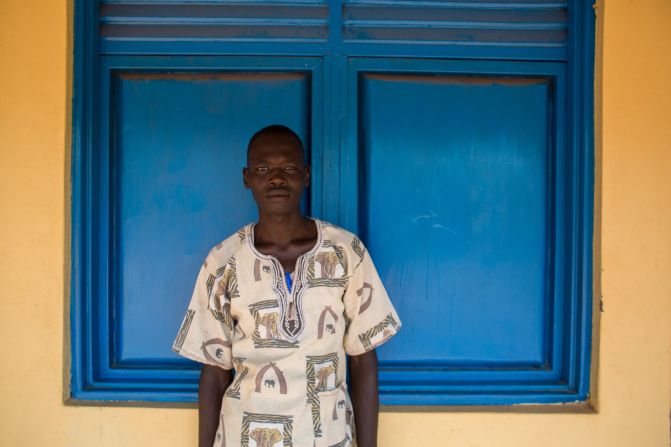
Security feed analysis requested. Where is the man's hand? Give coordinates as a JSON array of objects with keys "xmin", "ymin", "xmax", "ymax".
[
  {"xmin": 348, "ymin": 349, "xmax": 379, "ymax": 447},
  {"xmin": 199, "ymin": 364, "xmax": 233, "ymax": 447}
]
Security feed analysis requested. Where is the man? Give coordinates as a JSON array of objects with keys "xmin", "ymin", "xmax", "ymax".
[{"xmin": 172, "ymin": 125, "xmax": 401, "ymax": 447}]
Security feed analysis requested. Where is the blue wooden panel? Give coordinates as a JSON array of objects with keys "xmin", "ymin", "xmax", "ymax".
[
  {"xmin": 360, "ymin": 73, "xmax": 551, "ymax": 367},
  {"xmin": 70, "ymin": 55, "xmax": 324, "ymax": 399},
  {"xmin": 337, "ymin": 58, "xmax": 593, "ymax": 405},
  {"xmin": 113, "ymin": 73, "xmax": 309, "ymax": 366}
]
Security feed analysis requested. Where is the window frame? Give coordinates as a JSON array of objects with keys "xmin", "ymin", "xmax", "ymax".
[{"xmin": 70, "ymin": 0, "xmax": 596, "ymax": 406}]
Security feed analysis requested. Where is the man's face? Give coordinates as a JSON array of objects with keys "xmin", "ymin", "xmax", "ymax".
[{"xmin": 243, "ymin": 133, "xmax": 310, "ymax": 216}]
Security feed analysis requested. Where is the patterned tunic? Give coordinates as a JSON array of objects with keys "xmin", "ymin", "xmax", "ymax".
[{"xmin": 172, "ymin": 219, "xmax": 402, "ymax": 447}]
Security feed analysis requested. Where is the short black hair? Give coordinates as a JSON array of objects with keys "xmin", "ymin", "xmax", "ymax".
[{"xmin": 247, "ymin": 124, "xmax": 305, "ymax": 164}]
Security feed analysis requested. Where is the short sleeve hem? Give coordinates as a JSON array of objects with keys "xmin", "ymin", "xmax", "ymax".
[
  {"xmin": 344, "ymin": 322, "xmax": 402, "ymax": 357},
  {"xmin": 172, "ymin": 346, "xmax": 234, "ymax": 370}
]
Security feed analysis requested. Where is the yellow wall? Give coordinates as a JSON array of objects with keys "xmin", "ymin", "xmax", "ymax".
[{"xmin": 1, "ymin": 0, "xmax": 669, "ymax": 445}]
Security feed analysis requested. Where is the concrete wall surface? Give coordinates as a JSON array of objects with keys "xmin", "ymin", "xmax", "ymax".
[{"xmin": 0, "ymin": 0, "xmax": 669, "ymax": 445}]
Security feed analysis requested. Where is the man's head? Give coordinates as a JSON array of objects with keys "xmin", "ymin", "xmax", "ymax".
[
  {"xmin": 243, "ymin": 125, "xmax": 310, "ymax": 217},
  {"xmin": 246, "ymin": 125, "xmax": 305, "ymax": 166}
]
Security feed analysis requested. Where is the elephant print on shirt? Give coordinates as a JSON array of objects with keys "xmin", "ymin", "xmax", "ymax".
[
  {"xmin": 250, "ymin": 428, "xmax": 282, "ymax": 447},
  {"xmin": 241, "ymin": 412, "xmax": 293, "ymax": 447},
  {"xmin": 259, "ymin": 312, "xmax": 280, "ymax": 340},
  {"xmin": 254, "ymin": 363, "xmax": 288, "ymax": 395},
  {"xmin": 249, "ymin": 300, "xmax": 298, "ymax": 349},
  {"xmin": 314, "ymin": 252, "xmax": 341, "ymax": 279},
  {"xmin": 315, "ymin": 365, "xmax": 335, "ymax": 392},
  {"xmin": 307, "ymin": 241, "xmax": 348, "ymax": 288},
  {"xmin": 317, "ymin": 306, "xmax": 339, "ymax": 339}
]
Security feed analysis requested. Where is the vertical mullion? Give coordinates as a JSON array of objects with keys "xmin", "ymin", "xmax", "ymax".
[
  {"xmin": 323, "ymin": 0, "xmax": 346, "ymax": 225},
  {"xmin": 322, "ymin": 55, "xmax": 340, "ymax": 223}
]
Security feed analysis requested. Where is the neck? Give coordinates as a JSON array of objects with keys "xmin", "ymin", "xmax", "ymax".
[{"xmin": 255, "ymin": 211, "xmax": 311, "ymax": 246}]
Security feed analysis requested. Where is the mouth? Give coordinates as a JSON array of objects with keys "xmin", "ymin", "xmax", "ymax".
[{"xmin": 265, "ymin": 188, "xmax": 290, "ymax": 199}]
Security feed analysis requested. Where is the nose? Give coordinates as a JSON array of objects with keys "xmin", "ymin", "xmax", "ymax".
[{"xmin": 268, "ymin": 167, "xmax": 287, "ymax": 186}]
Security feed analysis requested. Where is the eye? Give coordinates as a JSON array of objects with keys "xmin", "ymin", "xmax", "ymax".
[
  {"xmin": 254, "ymin": 166, "xmax": 269, "ymax": 173},
  {"xmin": 283, "ymin": 165, "xmax": 298, "ymax": 172}
]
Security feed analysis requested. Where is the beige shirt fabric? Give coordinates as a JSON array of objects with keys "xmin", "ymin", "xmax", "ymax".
[{"xmin": 172, "ymin": 219, "xmax": 402, "ymax": 447}]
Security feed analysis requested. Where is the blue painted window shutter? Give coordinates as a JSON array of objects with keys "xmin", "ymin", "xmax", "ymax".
[{"xmin": 71, "ymin": 0, "xmax": 595, "ymax": 405}]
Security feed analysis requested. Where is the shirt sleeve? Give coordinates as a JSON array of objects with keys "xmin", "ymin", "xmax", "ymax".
[
  {"xmin": 343, "ymin": 240, "xmax": 402, "ymax": 356},
  {"xmin": 171, "ymin": 252, "xmax": 235, "ymax": 370}
]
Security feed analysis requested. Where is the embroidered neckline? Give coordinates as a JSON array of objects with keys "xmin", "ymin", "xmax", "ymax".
[{"xmin": 246, "ymin": 218, "xmax": 323, "ymax": 340}]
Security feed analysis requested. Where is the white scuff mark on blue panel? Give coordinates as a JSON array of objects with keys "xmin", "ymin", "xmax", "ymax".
[
  {"xmin": 411, "ymin": 209, "xmax": 457, "ymax": 234},
  {"xmin": 432, "ymin": 223, "xmax": 457, "ymax": 234}
]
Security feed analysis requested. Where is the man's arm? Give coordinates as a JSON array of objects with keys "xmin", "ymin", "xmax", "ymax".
[
  {"xmin": 348, "ymin": 349, "xmax": 379, "ymax": 447},
  {"xmin": 199, "ymin": 364, "xmax": 233, "ymax": 447}
]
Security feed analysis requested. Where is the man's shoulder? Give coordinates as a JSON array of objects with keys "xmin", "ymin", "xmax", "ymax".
[
  {"xmin": 318, "ymin": 220, "xmax": 361, "ymax": 246},
  {"xmin": 205, "ymin": 224, "xmax": 250, "ymax": 265}
]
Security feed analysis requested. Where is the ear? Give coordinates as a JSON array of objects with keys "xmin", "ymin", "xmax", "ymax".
[
  {"xmin": 304, "ymin": 164, "xmax": 311, "ymax": 188},
  {"xmin": 242, "ymin": 167, "xmax": 250, "ymax": 189}
]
